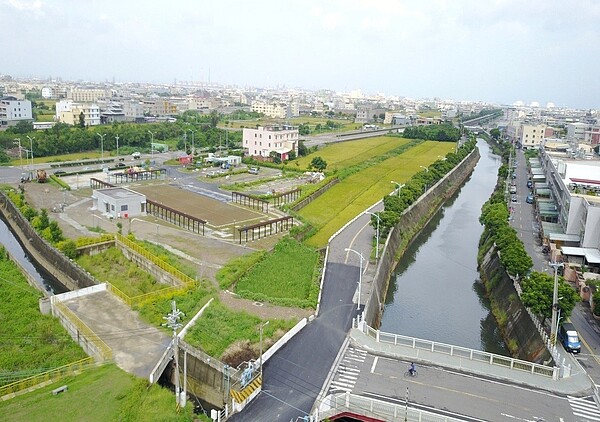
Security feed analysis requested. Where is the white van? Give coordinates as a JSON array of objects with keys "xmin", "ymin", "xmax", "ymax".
[{"xmin": 132, "ymin": 152, "xmax": 141, "ymax": 159}]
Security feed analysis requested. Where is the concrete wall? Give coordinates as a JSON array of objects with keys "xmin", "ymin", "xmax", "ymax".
[
  {"xmin": 116, "ymin": 240, "xmax": 184, "ymax": 287},
  {"xmin": 0, "ymin": 191, "xmax": 98, "ymax": 292},
  {"xmin": 478, "ymin": 243, "xmax": 552, "ymax": 363},
  {"xmin": 363, "ymin": 148, "xmax": 481, "ymax": 327}
]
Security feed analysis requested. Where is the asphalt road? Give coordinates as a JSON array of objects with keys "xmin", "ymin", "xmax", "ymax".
[
  {"xmin": 329, "ymin": 344, "xmax": 600, "ymax": 421},
  {"xmin": 511, "ymin": 148, "xmax": 600, "ymax": 387}
]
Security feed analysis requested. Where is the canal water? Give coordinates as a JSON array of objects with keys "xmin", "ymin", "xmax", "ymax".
[
  {"xmin": 380, "ymin": 139, "xmax": 509, "ymax": 354},
  {"xmin": 0, "ymin": 214, "xmax": 66, "ymax": 295}
]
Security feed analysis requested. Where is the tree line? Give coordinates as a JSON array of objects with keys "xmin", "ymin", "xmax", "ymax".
[{"xmin": 402, "ymin": 123, "xmax": 460, "ymax": 142}]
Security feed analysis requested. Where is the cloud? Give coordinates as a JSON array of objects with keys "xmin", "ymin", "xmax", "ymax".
[{"xmin": 5, "ymin": 0, "xmax": 45, "ymax": 16}]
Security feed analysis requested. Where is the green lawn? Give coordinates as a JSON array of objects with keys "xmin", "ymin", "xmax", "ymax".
[
  {"xmin": 300, "ymin": 141, "xmax": 455, "ymax": 247},
  {"xmin": 184, "ymin": 300, "xmax": 296, "ymax": 360},
  {"xmin": 235, "ymin": 237, "xmax": 320, "ymax": 307},
  {"xmin": 0, "ymin": 364, "xmax": 196, "ymax": 422},
  {"xmin": 294, "ymin": 136, "xmax": 409, "ymax": 171},
  {"xmin": 0, "ymin": 248, "xmax": 87, "ymax": 386}
]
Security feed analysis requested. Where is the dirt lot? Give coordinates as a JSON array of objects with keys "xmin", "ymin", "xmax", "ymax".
[{"xmin": 20, "ymin": 173, "xmax": 312, "ymax": 321}]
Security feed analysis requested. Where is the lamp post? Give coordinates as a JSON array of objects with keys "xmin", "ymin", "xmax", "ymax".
[
  {"xmin": 13, "ymin": 138, "xmax": 23, "ymax": 169},
  {"xmin": 115, "ymin": 135, "xmax": 120, "ymax": 157},
  {"xmin": 549, "ymin": 261, "xmax": 564, "ymax": 346},
  {"xmin": 345, "ymin": 248, "xmax": 364, "ymax": 311},
  {"xmin": 97, "ymin": 133, "xmax": 106, "ymax": 161},
  {"xmin": 365, "ymin": 211, "xmax": 381, "ymax": 260},
  {"xmin": 391, "ymin": 181, "xmax": 404, "ymax": 197},
  {"xmin": 420, "ymin": 165, "xmax": 429, "ymax": 193},
  {"xmin": 26, "ymin": 135, "xmax": 35, "ymax": 169},
  {"xmin": 148, "ymin": 130, "xmax": 156, "ymax": 162},
  {"xmin": 188, "ymin": 129, "xmax": 196, "ymax": 155},
  {"xmin": 259, "ymin": 320, "xmax": 270, "ymax": 376}
]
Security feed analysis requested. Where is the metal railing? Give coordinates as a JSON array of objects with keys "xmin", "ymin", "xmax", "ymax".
[
  {"xmin": 55, "ymin": 302, "xmax": 113, "ymax": 361},
  {"xmin": 0, "ymin": 357, "xmax": 94, "ymax": 398},
  {"xmin": 359, "ymin": 321, "xmax": 557, "ymax": 379},
  {"xmin": 316, "ymin": 392, "xmax": 465, "ymax": 422}
]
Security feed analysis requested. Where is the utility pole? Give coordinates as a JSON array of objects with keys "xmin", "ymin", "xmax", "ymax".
[
  {"xmin": 163, "ymin": 301, "xmax": 184, "ymax": 407},
  {"xmin": 259, "ymin": 320, "xmax": 270, "ymax": 376},
  {"xmin": 549, "ymin": 261, "xmax": 564, "ymax": 346},
  {"xmin": 13, "ymin": 138, "xmax": 23, "ymax": 169},
  {"xmin": 115, "ymin": 135, "xmax": 120, "ymax": 157},
  {"xmin": 26, "ymin": 135, "xmax": 35, "ymax": 169},
  {"xmin": 97, "ymin": 133, "xmax": 107, "ymax": 161}
]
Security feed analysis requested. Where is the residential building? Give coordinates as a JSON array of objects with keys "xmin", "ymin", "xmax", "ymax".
[
  {"xmin": 55, "ymin": 100, "xmax": 100, "ymax": 126},
  {"xmin": 355, "ymin": 107, "xmax": 372, "ymax": 123},
  {"xmin": 585, "ymin": 126, "xmax": 600, "ymax": 146},
  {"xmin": 242, "ymin": 125, "xmax": 299, "ymax": 160},
  {"xmin": 122, "ymin": 100, "xmax": 145, "ymax": 122},
  {"xmin": 41, "ymin": 87, "xmax": 53, "ymax": 99},
  {"xmin": 566, "ymin": 122, "xmax": 588, "ymax": 141},
  {"xmin": 251, "ymin": 100, "xmax": 289, "ymax": 119},
  {"xmin": 0, "ymin": 96, "xmax": 33, "ymax": 127},
  {"xmin": 68, "ymin": 88, "xmax": 106, "ymax": 102},
  {"xmin": 520, "ymin": 123, "xmax": 546, "ymax": 149}
]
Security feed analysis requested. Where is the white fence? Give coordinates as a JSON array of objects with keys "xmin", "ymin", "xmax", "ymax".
[
  {"xmin": 358, "ymin": 320, "xmax": 558, "ymax": 379},
  {"xmin": 316, "ymin": 392, "xmax": 466, "ymax": 422}
]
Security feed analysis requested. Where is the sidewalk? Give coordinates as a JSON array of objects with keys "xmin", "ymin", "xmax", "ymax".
[{"xmin": 350, "ymin": 327, "xmax": 594, "ymax": 396}]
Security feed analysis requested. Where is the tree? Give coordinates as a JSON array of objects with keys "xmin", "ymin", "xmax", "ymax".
[
  {"xmin": 490, "ymin": 128, "xmax": 501, "ymax": 140},
  {"xmin": 78, "ymin": 112, "xmax": 85, "ymax": 128},
  {"xmin": 309, "ymin": 156, "xmax": 327, "ymax": 172},
  {"xmin": 298, "ymin": 141, "xmax": 308, "ymax": 157},
  {"xmin": 8, "ymin": 120, "xmax": 34, "ymax": 134},
  {"xmin": 209, "ymin": 110, "xmax": 220, "ymax": 128},
  {"xmin": 521, "ymin": 271, "xmax": 579, "ymax": 323}
]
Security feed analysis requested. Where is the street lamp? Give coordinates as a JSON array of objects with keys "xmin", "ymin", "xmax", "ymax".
[
  {"xmin": 391, "ymin": 181, "xmax": 405, "ymax": 197},
  {"xmin": 420, "ymin": 166, "xmax": 429, "ymax": 193},
  {"xmin": 97, "ymin": 133, "xmax": 107, "ymax": 161},
  {"xmin": 115, "ymin": 135, "xmax": 120, "ymax": 157},
  {"xmin": 26, "ymin": 135, "xmax": 34, "ymax": 169},
  {"xmin": 549, "ymin": 261, "xmax": 564, "ymax": 346},
  {"xmin": 259, "ymin": 320, "xmax": 270, "ymax": 376},
  {"xmin": 148, "ymin": 130, "xmax": 156, "ymax": 162},
  {"xmin": 345, "ymin": 248, "xmax": 365, "ymax": 311},
  {"xmin": 365, "ymin": 211, "xmax": 381, "ymax": 260},
  {"xmin": 13, "ymin": 138, "xmax": 23, "ymax": 169}
]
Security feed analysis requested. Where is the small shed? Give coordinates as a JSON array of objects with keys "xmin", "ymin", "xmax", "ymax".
[{"xmin": 92, "ymin": 187, "xmax": 146, "ymax": 219}]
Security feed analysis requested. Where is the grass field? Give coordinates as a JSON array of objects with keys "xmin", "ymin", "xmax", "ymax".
[
  {"xmin": 184, "ymin": 300, "xmax": 296, "ymax": 360},
  {"xmin": 299, "ymin": 141, "xmax": 455, "ymax": 247},
  {"xmin": 76, "ymin": 248, "xmax": 169, "ymax": 297},
  {"xmin": 294, "ymin": 136, "xmax": 409, "ymax": 171},
  {"xmin": 0, "ymin": 248, "xmax": 88, "ymax": 386},
  {"xmin": 235, "ymin": 237, "xmax": 320, "ymax": 307},
  {"xmin": 0, "ymin": 364, "xmax": 197, "ymax": 422},
  {"xmin": 10, "ymin": 151, "xmax": 110, "ymax": 167}
]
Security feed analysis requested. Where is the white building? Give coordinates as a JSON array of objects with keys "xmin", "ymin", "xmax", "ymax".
[
  {"xmin": 55, "ymin": 100, "xmax": 100, "ymax": 126},
  {"xmin": 0, "ymin": 96, "xmax": 33, "ymax": 127},
  {"xmin": 251, "ymin": 100, "xmax": 289, "ymax": 119},
  {"xmin": 566, "ymin": 122, "xmax": 588, "ymax": 141},
  {"xmin": 92, "ymin": 187, "xmax": 146, "ymax": 219},
  {"xmin": 68, "ymin": 88, "xmax": 106, "ymax": 103},
  {"xmin": 41, "ymin": 87, "xmax": 53, "ymax": 99},
  {"xmin": 242, "ymin": 125, "xmax": 299, "ymax": 160}
]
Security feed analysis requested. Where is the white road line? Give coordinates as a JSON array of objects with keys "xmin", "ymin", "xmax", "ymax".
[
  {"xmin": 338, "ymin": 365, "xmax": 360, "ymax": 372},
  {"xmin": 572, "ymin": 411, "xmax": 600, "ymax": 421},
  {"xmin": 371, "ymin": 356, "xmax": 379, "ymax": 373}
]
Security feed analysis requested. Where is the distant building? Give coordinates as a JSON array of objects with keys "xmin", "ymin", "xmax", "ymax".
[
  {"xmin": 521, "ymin": 124, "xmax": 546, "ymax": 149},
  {"xmin": 251, "ymin": 100, "xmax": 290, "ymax": 119},
  {"xmin": 242, "ymin": 125, "xmax": 299, "ymax": 160},
  {"xmin": 68, "ymin": 88, "xmax": 106, "ymax": 103},
  {"xmin": 566, "ymin": 122, "xmax": 588, "ymax": 141},
  {"xmin": 355, "ymin": 107, "xmax": 372, "ymax": 123},
  {"xmin": 0, "ymin": 96, "xmax": 33, "ymax": 127},
  {"xmin": 41, "ymin": 87, "xmax": 53, "ymax": 99},
  {"xmin": 55, "ymin": 100, "xmax": 100, "ymax": 126}
]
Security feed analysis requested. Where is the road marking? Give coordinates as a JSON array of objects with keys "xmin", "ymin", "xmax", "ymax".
[
  {"xmin": 371, "ymin": 356, "xmax": 378, "ymax": 373},
  {"xmin": 577, "ymin": 333, "xmax": 600, "ymax": 365},
  {"xmin": 568, "ymin": 395, "xmax": 600, "ymax": 421},
  {"xmin": 343, "ymin": 220, "xmax": 371, "ymax": 265}
]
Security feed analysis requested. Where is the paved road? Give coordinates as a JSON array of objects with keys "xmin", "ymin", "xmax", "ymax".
[
  {"xmin": 328, "ymin": 343, "xmax": 600, "ymax": 421},
  {"xmin": 512, "ymin": 148, "xmax": 600, "ymax": 386}
]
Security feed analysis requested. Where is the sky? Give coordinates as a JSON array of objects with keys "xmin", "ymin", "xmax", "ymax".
[{"xmin": 2, "ymin": 0, "xmax": 600, "ymax": 109}]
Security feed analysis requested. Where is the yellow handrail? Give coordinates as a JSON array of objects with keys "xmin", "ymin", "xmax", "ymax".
[{"xmin": 0, "ymin": 357, "xmax": 94, "ymax": 397}]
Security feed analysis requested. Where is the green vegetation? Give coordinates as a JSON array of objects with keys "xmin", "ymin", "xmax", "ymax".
[
  {"xmin": 76, "ymin": 248, "xmax": 167, "ymax": 297},
  {"xmin": 132, "ymin": 239, "xmax": 199, "ymax": 280},
  {"xmin": 520, "ymin": 271, "xmax": 579, "ymax": 323},
  {"xmin": 0, "ymin": 246, "xmax": 87, "ymax": 386},
  {"xmin": 185, "ymin": 300, "xmax": 296, "ymax": 363},
  {"xmin": 402, "ymin": 123, "xmax": 460, "ymax": 142},
  {"xmin": 299, "ymin": 141, "xmax": 455, "ymax": 247},
  {"xmin": 0, "ymin": 364, "xmax": 196, "ymax": 422},
  {"xmin": 235, "ymin": 237, "xmax": 320, "ymax": 308},
  {"xmin": 216, "ymin": 250, "xmax": 267, "ymax": 290},
  {"xmin": 294, "ymin": 136, "xmax": 408, "ymax": 171}
]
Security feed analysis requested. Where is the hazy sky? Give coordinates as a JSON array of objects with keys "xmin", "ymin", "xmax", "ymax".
[{"xmin": 2, "ymin": 0, "xmax": 600, "ymax": 109}]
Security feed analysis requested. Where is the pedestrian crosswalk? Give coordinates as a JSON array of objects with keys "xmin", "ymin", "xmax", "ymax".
[
  {"xmin": 568, "ymin": 395, "xmax": 600, "ymax": 421},
  {"xmin": 329, "ymin": 346, "xmax": 367, "ymax": 393}
]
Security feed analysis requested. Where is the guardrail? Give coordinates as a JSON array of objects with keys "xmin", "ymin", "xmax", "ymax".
[
  {"xmin": 360, "ymin": 322, "xmax": 557, "ymax": 379},
  {"xmin": 0, "ymin": 357, "xmax": 94, "ymax": 398},
  {"xmin": 54, "ymin": 302, "xmax": 113, "ymax": 361},
  {"xmin": 315, "ymin": 392, "xmax": 465, "ymax": 422}
]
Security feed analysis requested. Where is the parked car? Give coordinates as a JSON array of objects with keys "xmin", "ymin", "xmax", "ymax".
[
  {"xmin": 526, "ymin": 195, "xmax": 534, "ymax": 204},
  {"xmin": 132, "ymin": 152, "xmax": 141, "ymax": 159},
  {"xmin": 248, "ymin": 167, "xmax": 259, "ymax": 174},
  {"xmin": 559, "ymin": 323, "xmax": 581, "ymax": 353},
  {"xmin": 527, "ymin": 180, "xmax": 533, "ymax": 188},
  {"xmin": 54, "ymin": 170, "xmax": 66, "ymax": 175},
  {"xmin": 116, "ymin": 162, "xmax": 127, "ymax": 168},
  {"xmin": 511, "ymin": 195, "xmax": 518, "ymax": 203}
]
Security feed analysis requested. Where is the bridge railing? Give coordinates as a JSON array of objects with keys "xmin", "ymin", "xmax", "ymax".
[
  {"xmin": 315, "ymin": 392, "xmax": 465, "ymax": 422},
  {"xmin": 360, "ymin": 322, "xmax": 557, "ymax": 379}
]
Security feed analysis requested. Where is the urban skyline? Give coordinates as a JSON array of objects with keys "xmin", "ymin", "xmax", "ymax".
[{"xmin": 2, "ymin": 0, "xmax": 600, "ymax": 109}]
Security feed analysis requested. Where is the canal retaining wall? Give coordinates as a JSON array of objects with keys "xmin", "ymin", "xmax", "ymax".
[
  {"xmin": 478, "ymin": 242, "xmax": 552, "ymax": 363},
  {"xmin": 363, "ymin": 147, "xmax": 481, "ymax": 327},
  {"xmin": 0, "ymin": 191, "xmax": 97, "ymax": 292}
]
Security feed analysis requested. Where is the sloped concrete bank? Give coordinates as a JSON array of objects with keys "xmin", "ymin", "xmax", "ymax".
[{"xmin": 478, "ymin": 240, "xmax": 552, "ymax": 363}]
